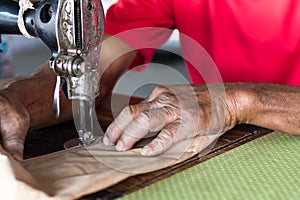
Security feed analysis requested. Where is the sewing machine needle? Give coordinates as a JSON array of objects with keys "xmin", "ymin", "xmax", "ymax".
[{"xmin": 77, "ymin": 99, "xmax": 96, "ymax": 146}]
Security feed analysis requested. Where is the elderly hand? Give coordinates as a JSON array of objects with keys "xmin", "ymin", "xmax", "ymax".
[
  {"xmin": 0, "ymin": 88, "xmax": 30, "ymax": 161},
  {"xmin": 103, "ymin": 84, "xmax": 240, "ymax": 156}
]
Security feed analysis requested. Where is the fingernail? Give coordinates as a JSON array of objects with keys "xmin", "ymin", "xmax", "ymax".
[{"xmin": 116, "ymin": 141, "xmax": 125, "ymax": 151}]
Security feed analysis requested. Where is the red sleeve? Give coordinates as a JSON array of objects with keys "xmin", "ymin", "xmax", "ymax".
[{"xmin": 104, "ymin": 0, "xmax": 175, "ymax": 70}]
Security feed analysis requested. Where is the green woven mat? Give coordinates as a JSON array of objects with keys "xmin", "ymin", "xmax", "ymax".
[{"xmin": 122, "ymin": 131, "xmax": 300, "ymax": 200}]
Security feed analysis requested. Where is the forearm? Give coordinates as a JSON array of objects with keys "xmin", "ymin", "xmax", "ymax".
[
  {"xmin": 96, "ymin": 34, "xmax": 137, "ymax": 104},
  {"xmin": 231, "ymin": 83, "xmax": 300, "ymax": 135}
]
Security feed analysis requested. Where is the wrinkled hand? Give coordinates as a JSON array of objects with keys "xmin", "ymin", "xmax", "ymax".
[
  {"xmin": 0, "ymin": 89, "xmax": 30, "ymax": 160},
  {"xmin": 103, "ymin": 84, "xmax": 238, "ymax": 156}
]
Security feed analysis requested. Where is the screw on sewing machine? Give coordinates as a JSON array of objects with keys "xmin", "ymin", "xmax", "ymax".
[{"xmin": 54, "ymin": 49, "xmax": 85, "ymax": 77}]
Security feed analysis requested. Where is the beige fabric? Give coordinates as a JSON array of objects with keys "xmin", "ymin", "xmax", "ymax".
[{"xmin": 0, "ymin": 134, "xmax": 219, "ymax": 200}]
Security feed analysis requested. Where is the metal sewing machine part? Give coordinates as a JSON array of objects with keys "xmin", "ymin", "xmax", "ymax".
[{"xmin": 0, "ymin": 0, "xmax": 105, "ymax": 146}]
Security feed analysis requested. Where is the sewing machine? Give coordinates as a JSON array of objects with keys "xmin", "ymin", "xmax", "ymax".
[{"xmin": 0, "ymin": 0, "xmax": 105, "ymax": 145}]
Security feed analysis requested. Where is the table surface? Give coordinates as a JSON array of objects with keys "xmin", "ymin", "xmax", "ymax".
[{"xmin": 23, "ymin": 94, "xmax": 272, "ymax": 200}]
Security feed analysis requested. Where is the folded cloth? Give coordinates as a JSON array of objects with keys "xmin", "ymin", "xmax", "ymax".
[
  {"xmin": 0, "ymin": 134, "xmax": 220, "ymax": 200},
  {"xmin": 0, "ymin": 145, "xmax": 52, "ymax": 200}
]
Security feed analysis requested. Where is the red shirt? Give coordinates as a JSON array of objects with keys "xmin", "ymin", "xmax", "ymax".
[{"xmin": 105, "ymin": 0, "xmax": 300, "ymax": 85}]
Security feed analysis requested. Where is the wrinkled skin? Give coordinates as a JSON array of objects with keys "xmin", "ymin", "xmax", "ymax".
[
  {"xmin": 0, "ymin": 34, "xmax": 136, "ymax": 161},
  {"xmin": 103, "ymin": 83, "xmax": 300, "ymax": 156},
  {"xmin": 0, "ymin": 89, "xmax": 30, "ymax": 160},
  {"xmin": 0, "ymin": 64, "xmax": 72, "ymax": 161},
  {"xmin": 103, "ymin": 84, "xmax": 237, "ymax": 156},
  {"xmin": 1, "ymin": 33, "xmax": 300, "ymax": 160}
]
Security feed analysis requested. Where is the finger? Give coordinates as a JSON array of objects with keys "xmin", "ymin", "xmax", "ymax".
[
  {"xmin": 103, "ymin": 102, "xmax": 158, "ymax": 146},
  {"xmin": 0, "ymin": 92, "xmax": 29, "ymax": 161},
  {"xmin": 141, "ymin": 85, "xmax": 169, "ymax": 103},
  {"xmin": 0, "ymin": 113, "xmax": 29, "ymax": 161},
  {"xmin": 2, "ymin": 133, "xmax": 25, "ymax": 161},
  {"xmin": 116, "ymin": 107, "xmax": 173, "ymax": 151},
  {"xmin": 141, "ymin": 122, "xmax": 181, "ymax": 156}
]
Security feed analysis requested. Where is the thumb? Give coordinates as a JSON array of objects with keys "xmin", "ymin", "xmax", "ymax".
[
  {"xmin": 2, "ymin": 134, "xmax": 25, "ymax": 161},
  {"xmin": 0, "ymin": 91, "xmax": 30, "ymax": 161}
]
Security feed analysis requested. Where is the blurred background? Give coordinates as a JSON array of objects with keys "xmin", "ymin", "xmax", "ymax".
[{"xmin": 2, "ymin": 0, "xmax": 189, "ymax": 98}]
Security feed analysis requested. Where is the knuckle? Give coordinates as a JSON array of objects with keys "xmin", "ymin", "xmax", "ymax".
[
  {"xmin": 0, "ymin": 114, "xmax": 29, "ymax": 142},
  {"xmin": 121, "ymin": 106, "xmax": 131, "ymax": 115},
  {"xmin": 162, "ymin": 106, "xmax": 178, "ymax": 121},
  {"xmin": 2, "ymin": 134, "xmax": 24, "ymax": 147},
  {"xmin": 122, "ymin": 105, "xmax": 139, "ymax": 116},
  {"xmin": 118, "ymin": 105, "xmax": 135, "ymax": 122},
  {"xmin": 155, "ymin": 93, "xmax": 178, "ymax": 106},
  {"xmin": 161, "ymin": 123, "xmax": 181, "ymax": 141},
  {"xmin": 158, "ymin": 130, "xmax": 174, "ymax": 142},
  {"xmin": 136, "ymin": 110, "xmax": 152, "ymax": 125},
  {"xmin": 152, "ymin": 85, "xmax": 166, "ymax": 94},
  {"xmin": 152, "ymin": 138, "xmax": 165, "ymax": 150},
  {"xmin": 124, "ymin": 113, "xmax": 152, "ymax": 137},
  {"xmin": 150, "ymin": 85, "xmax": 170, "ymax": 97}
]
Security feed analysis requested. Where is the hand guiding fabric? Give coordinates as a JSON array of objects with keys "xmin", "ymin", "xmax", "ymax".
[{"xmin": 103, "ymin": 84, "xmax": 237, "ymax": 156}]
